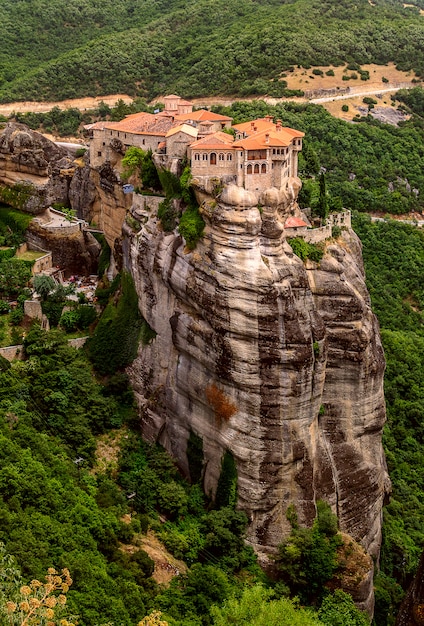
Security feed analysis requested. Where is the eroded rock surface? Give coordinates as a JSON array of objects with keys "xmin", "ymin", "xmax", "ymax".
[
  {"xmin": 0, "ymin": 122, "xmax": 72, "ymax": 212},
  {"xmin": 124, "ymin": 179, "xmax": 390, "ymax": 576},
  {"xmin": 396, "ymin": 550, "xmax": 424, "ymax": 626}
]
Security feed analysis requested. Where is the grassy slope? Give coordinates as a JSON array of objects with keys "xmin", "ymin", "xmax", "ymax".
[{"xmin": 1, "ymin": 0, "xmax": 424, "ymax": 101}]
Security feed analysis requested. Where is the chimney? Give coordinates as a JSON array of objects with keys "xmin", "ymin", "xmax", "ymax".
[
  {"xmin": 276, "ymin": 119, "xmax": 282, "ymax": 131},
  {"xmin": 251, "ymin": 122, "xmax": 255, "ymax": 130},
  {"xmin": 265, "ymin": 133, "xmax": 269, "ymax": 144}
]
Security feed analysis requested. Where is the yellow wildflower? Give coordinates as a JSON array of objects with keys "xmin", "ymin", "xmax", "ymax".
[
  {"xmin": 19, "ymin": 601, "xmax": 30, "ymax": 612},
  {"xmin": 20, "ymin": 585, "xmax": 32, "ymax": 596},
  {"xmin": 6, "ymin": 601, "xmax": 16, "ymax": 613},
  {"xmin": 29, "ymin": 598, "xmax": 42, "ymax": 608},
  {"xmin": 45, "ymin": 608, "xmax": 55, "ymax": 619},
  {"xmin": 47, "ymin": 568, "xmax": 57, "ymax": 575},
  {"xmin": 58, "ymin": 594, "xmax": 67, "ymax": 605},
  {"xmin": 31, "ymin": 579, "xmax": 42, "ymax": 589},
  {"xmin": 61, "ymin": 583, "xmax": 69, "ymax": 593},
  {"xmin": 45, "ymin": 596, "xmax": 57, "ymax": 608}
]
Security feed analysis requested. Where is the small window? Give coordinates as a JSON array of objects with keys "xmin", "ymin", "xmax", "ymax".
[
  {"xmin": 273, "ymin": 149, "xmax": 276, "ymax": 155},
  {"xmin": 227, "ymin": 153, "xmax": 232, "ymax": 161},
  {"xmin": 102, "ymin": 142, "xmax": 105, "ymax": 146},
  {"xmin": 110, "ymin": 131, "xmax": 112, "ymax": 135},
  {"xmin": 261, "ymin": 163, "xmax": 267, "ymax": 173},
  {"xmin": 142, "ymin": 139, "xmax": 145, "ymax": 145},
  {"xmin": 210, "ymin": 153, "xmax": 217, "ymax": 165},
  {"xmin": 219, "ymin": 153, "xmax": 225, "ymax": 161},
  {"xmin": 202, "ymin": 153, "xmax": 208, "ymax": 161},
  {"xmin": 97, "ymin": 151, "xmax": 102, "ymax": 157},
  {"xmin": 247, "ymin": 164, "xmax": 253, "ymax": 175},
  {"xmin": 254, "ymin": 164, "xmax": 260, "ymax": 174},
  {"xmin": 194, "ymin": 153, "xmax": 200, "ymax": 161}
]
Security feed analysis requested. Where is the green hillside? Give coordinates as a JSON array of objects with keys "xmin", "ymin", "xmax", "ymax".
[{"xmin": 1, "ymin": 0, "xmax": 424, "ymax": 102}]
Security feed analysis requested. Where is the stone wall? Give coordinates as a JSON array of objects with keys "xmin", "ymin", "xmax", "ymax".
[{"xmin": 0, "ymin": 345, "xmax": 24, "ymax": 361}]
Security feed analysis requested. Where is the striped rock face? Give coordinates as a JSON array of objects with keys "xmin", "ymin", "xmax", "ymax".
[{"xmin": 124, "ymin": 181, "xmax": 390, "ymax": 577}]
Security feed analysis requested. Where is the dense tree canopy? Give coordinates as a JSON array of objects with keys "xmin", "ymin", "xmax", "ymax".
[{"xmin": 1, "ymin": 0, "xmax": 424, "ymax": 101}]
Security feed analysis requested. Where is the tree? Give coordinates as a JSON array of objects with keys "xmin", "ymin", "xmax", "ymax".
[
  {"xmin": 316, "ymin": 172, "xmax": 329, "ymax": 221},
  {"xmin": 33, "ymin": 275, "xmax": 56, "ymax": 302},
  {"xmin": 210, "ymin": 584, "xmax": 324, "ymax": 626},
  {"xmin": 318, "ymin": 590, "xmax": 369, "ymax": 625},
  {"xmin": 276, "ymin": 501, "xmax": 341, "ymax": 603}
]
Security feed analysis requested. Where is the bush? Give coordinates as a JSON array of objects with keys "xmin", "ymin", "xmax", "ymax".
[
  {"xmin": 341, "ymin": 104, "xmax": 349, "ymax": 112},
  {"xmin": 178, "ymin": 205, "xmax": 205, "ymax": 250},
  {"xmin": 289, "ymin": 238, "xmax": 324, "ymax": 263},
  {"xmin": 0, "ymin": 300, "xmax": 10, "ymax": 314}
]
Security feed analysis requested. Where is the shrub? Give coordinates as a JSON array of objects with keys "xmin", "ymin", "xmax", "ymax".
[
  {"xmin": 325, "ymin": 69, "xmax": 335, "ymax": 76},
  {"xmin": 289, "ymin": 238, "xmax": 324, "ymax": 263},
  {"xmin": 205, "ymin": 383, "xmax": 237, "ymax": 424},
  {"xmin": 312, "ymin": 68, "xmax": 324, "ymax": 76},
  {"xmin": 341, "ymin": 104, "xmax": 349, "ymax": 112},
  {"xmin": 59, "ymin": 309, "xmax": 80, "ymax": 332},
  {"xmin": 0, "ymin": 300, "xmax": 10, "ymax": 314},
  {"xmin": 178, "ymin": 205, "xmax": 205, "ymax": 250},
  {"xmin": 158, "ymin": 198, "xmax": 178, "ymax": 232}
]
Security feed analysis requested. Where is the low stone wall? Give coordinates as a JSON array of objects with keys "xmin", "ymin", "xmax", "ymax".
[
  {"xmin": 0, "ymin": 345, "xmax": 24, "ymax": 361},
  {"xmin": 0, "ymin": 336, "xmax": 88, "ymax": 362},
  {"xmin": 302, "ymin": 224, "xmax": 332, "ymax": 243},
  {"xmin": 133, "ymin": 193, "xmax": 165, "ymax": 214},
  {"xmin": 68, "ymin": 337, "xmax": 88, "ymax": 349}
]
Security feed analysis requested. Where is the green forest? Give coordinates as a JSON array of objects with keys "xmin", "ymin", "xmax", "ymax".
[{"xmin": 1, "ymin": 0, "xmax": 424, "ymax": 101}]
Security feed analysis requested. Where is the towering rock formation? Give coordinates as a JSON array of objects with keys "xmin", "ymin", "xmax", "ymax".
[
  {"xmin": 123, "ymin": 178, "xmax": 390, "ymax": 571},
  {"xmin": 0, "ymin": 122, "xmax": 72, "ymax": 212}
]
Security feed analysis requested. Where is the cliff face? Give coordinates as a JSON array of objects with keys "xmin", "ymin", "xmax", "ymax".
[
  {"xmin": 123, "ymin": 180, "xmax": 390, "ymax": 569},
  {"xmin": 0, "ymin": 123, "xmax": 72, "ymax": 212}
]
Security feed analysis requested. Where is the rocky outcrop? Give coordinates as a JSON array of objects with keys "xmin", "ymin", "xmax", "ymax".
[
  {"xmin": 26, "ymin": 220, "xmax": 101, "ymax": 275},
  {"xmin": 0, "ymin": 122, "xmax": 73, "ymax": 213},
  {"xmin": 123, "ymin": 179, "xmax": 390, "ymax": 579}
]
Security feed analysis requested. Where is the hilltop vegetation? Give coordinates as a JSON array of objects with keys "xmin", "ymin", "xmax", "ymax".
[{"xmin": 1, "ymin": 0, "xmax": 424, "ymax": 102}]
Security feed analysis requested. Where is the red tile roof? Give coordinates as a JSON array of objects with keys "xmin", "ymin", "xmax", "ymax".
[
  {"xmin": 189, "ymin": 131, "xmax": 235, "ymax": 150},
  {"xmin": 175, "ymin": 109, "xmax": 232, "ymax": 122},
  {"xmin": 285, "ymin": 216, "xmax": 309, "ymax": 228},
  {"xmin": 104, "ymin": 112, "xmax": 177, "ymax": 136},
  {"xmin": 233, "ymin": 117, "xmax": 304, "ymax": 141},
  {"xmin": 233, "ymin": 118, "xmax": 276, "ymax": 135},
  {"xmin": 233, "ymin": 129, "xmax": 294, "ymax": 149}
]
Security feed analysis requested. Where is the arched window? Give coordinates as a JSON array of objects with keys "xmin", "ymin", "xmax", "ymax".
[
  {"xmin": 202, "ymin": 153, "xmax": 208, "ymax": 161},
  {"xmin": 254, "ymin": 163, "xmax": 260, "ymax": 174},
  {"xmin": 194, "ymin": 153, "xmax": 200, "ymax": 161},
  {"xmin": 247, "ymin": 164, "xmax": 253, "ymax": 175},
  {"xmin": 227, "ymin": 153, "xmax": 232, "ymax": 161},
  {"xmin": 219, "ymin": 153, "xmax": 225, "ymax": 161},
  {"xmin": 261, "ymin": 163, "xmax": 267, "ymax": 174},
  {"xmin": 210, "ymin": 153, "xmax": 217, "ymax": 165}
]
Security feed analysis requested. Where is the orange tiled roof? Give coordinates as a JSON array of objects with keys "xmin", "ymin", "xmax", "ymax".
[
  {"xmin": 233, "ymin": 117, "xmax": 304, "ymax": 140},
  {"xmin": 233, "ymin": 128, "xmax": 296, "ymax": 149},
  {"xmin": 232, "ymin": 117, "xmax": 276, "ymax": 135},
  {"xmin": 166, "ymin": 123, "xmax": 198, "ymax": 138},
  {"xmin": 104, "ymin": 112, "xmax": 177, "ymax": 136},
  {"xmin": 175, "ymin": 109, "xmax": 232, "ymax": 122},
  {"xmin": 189, "ymin": 131, "xmax": 235, "ymax": 150},
  {"xmin": 285, "ymin": 216, "xmax": 309, "ymax": 228}
]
